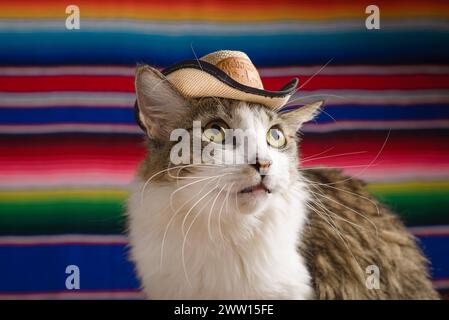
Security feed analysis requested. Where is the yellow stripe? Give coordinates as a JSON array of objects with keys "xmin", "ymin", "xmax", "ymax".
[
  {"xmin": 0, "ymin": 189, "xmax": 128, "ymax": 201},
  {"xmin": 1, "ymin": 181, "xmax": 449, "ymax": 202},
  {"xmin": 0, "ymin": 6, "xmax": 448, "ymax": 21},
  {"xmin": 368, "ymin": 181, "xmax": 449, "ymax": 194}
]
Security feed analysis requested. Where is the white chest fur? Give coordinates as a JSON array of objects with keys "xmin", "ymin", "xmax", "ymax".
[{"xmin": 126, "ymin": 179, "xmax": 312, "ymax": 299}]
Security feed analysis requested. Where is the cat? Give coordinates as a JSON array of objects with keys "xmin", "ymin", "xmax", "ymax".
[{"xmin": 126, "ymin": 65, "xmax": 439, "ymax": 299}]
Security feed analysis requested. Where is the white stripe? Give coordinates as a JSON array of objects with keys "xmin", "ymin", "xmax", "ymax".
[
  {"xmin": 0, "ymin": 92, "xmax": 135, "ymax": 107},
  {"xmin": 0, "ymin": 66, "xmax": 136, "ymax": 76},
  {"xmin": 0, "ymin": 234, "xmax": 128, "ymax": 245},
  {"xmin": 261, "ymin": 65, "xmax": 449, "ymax": 76},
  {"xmin": 0, "ymin": 18, "xmax": 448, "ymax": 33},
  {"xmin": 288, "ymin": 90, "xmax": 449, "ymax": 106},
  {"xmin": 0, "ymin": 120, "xmax": 447, "ymax": 135},
  {"xmin": 1, "ymin": 171, "xmax": 448, "ymax": 190},
  {"xmin": 0, "ymin": 90, "xmax": 448, "ymax": 107},
  {"xmin": 0, "ymin": 182, "xmax": 131, "ymax": 190},
  {"xmin": 350, "ymin": 172, "xmax": 449, "ymax": 184},
  {"xmin": 432, "ymin": 279, "xmax": 449, "ymax": 290},
  {"xmin": 1, "ymin": 226, "xmax": 447, "ymax": 247},
  {"xmin": 1, "ymin": 65, "xmax": 449, "ymax": 76},
  {"xmin": 302, "ymin": 120, "xmax": 449, "ymax": 132},
  {"xmin": 0, "ymin": 124, "xmax": 142, "ymax": 134}
]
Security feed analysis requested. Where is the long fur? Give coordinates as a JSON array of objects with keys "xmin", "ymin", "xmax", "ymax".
[{"xmin": 126, "ymin": 66, "xmax": 439, "ymax": 299}]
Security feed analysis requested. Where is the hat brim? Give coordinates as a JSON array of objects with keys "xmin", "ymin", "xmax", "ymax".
[{"xmin": 162, "ymin": 60, "xmax": 298, "ymax": 109}]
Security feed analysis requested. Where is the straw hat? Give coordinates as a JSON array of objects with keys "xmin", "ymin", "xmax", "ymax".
[{"xmin": 160, "ymin": 50, "xmax": 298, "ymax": 109}]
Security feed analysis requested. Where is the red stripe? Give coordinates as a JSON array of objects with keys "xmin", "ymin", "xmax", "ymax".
[
  {"xmin": 0, "ymin": 131, "xmax": 448, "ymax": 169},
  {"xmin": 0, "ymin": 135, "xmax": 144, "ymax": 164},
  {"xmin": 0, "ymin": 75, "xmax": 134, "ymax": 92},
  {"xmin": 263, "ymin": 74, "xmax": 449, "ymax": 91},
  {"xmin": 1, "ymin": 74, "xmax": 449, "ymax": 92},
  {"xmin": 301, "ymin": 131, "xmax": 449, "ymax": 168},
  {"xmin": 6, "ymin": 0, "xmax": 449, "ymax": 10}
]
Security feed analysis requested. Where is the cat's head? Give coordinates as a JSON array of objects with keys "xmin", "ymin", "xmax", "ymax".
[{"xmin": 135, "ymin": 65, "xmax": 322, "ymax": 215}]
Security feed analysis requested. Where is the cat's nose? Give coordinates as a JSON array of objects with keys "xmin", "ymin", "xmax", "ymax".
[{"xmin": 251, "ymin": 158, "xmax": 272, "ymax": 176}]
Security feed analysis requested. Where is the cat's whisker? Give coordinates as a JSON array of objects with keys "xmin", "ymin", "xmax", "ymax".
[
  {"xmin": 305, "ymin": 196, "xmax": 365, "ymax": 277},
  {"xmin": 301, "ymin": 146, "xmax": 335, "ymax": 162},
  {"xmin": 173, "ymin": 172, "xmax": 227, "ymax": 181},
  {"xmin": 307, "ymin": 191, "xmax": 367, "ymax": 232},
  {"xmin": 218, "ymin": 182, "xmax": 235, "ymax": 243},
  {"xmin": 211, "ymin": 96, "xmax": 229, "ymax": 111},
  {"xmin": 181, "ymin": 185, "xmax": 220, "ymax": 288},
  {"xmin": 140, "ymin": 164, "xmax": 204, "ymax": 208},
  {"xmin": 309, "ymin": 188, "xmax": 379, "ymax": 238},
  {"xmin": 301, "ymin": 151, "xmax": 368, "ymax": 164},
  {"xmin": 184, "ymin": 186, "xmax": 219, "ymax": 248},
  {"xmin": 305, "ymin": 202, "xmax": 340, "ymax": 234},
  {"xmin": 297, "ymin": 58, "xmax": 334, "ymax": 91},
  {"xmin": 275, "ymin": 58, "xmax": 334, "ymax": 112},
  {"xmin": 170, "ymin": 175, "xmax": 218, "ymax": 212},
  {"xmin": 208, "ymin": 183, "xmax": 229, "ymax": 243},
  {"xmin": 304, "ymin": 176, "xmax": 381, "ymax": 218},
  {"xmin": 305, "ymin": 201, "xmax": 348, "ymax": 241},
  {"xmin": 321, "ymin": 108, "xmax": 337, "ymax": 123},
  {"xmin": 234, "ymin": 185, "xmax": 244, "ymax": 216},
  {"xmin": 190, "ymin": 43, "xmax": 204, "ymax": 72},
  {"xmin": 298, "ymin": 164, "xmax": 380, "ymax": 172},
  {"xmin": 181, "ymin": 180, "xmax": 223, "ymax": 237},
  {"xmin": 159, "ymin": 176, "xmax": 220, "ymax": 270},
  {"xmin": 306, "ymin": 130, "xmax": 391, "ymax": 187},
  {"xmin": 142, "ymin": 163, "xmax": 222, "ymax": 205},
  {"xmin": 347, "ymin": 129, "xmax": 391, "ymax": 181},
  {"xmin": 170, "ymin": 173, "xmax": 232, "ymax": 212},
  {"xmin": 169, "ymin": 163, "xmax": 226, "ymax": 182},
  {"xmin": 283, "ymin": 93, "xmax": 347, "ymax": 108}
]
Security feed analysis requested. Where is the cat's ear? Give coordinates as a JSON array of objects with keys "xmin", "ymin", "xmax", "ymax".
[
  {"xmin": 279, "ymin": 101, "xmax": 323, "ymax": 131},
  {"xmin": 135, "ymin": 65, "xmax": 189, "ymax": 139}
]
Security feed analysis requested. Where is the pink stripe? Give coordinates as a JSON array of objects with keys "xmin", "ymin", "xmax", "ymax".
[
  {"xmin": 0, "ymin": 124, "xmax": 141, "ymax": 134},
  {"xmin": 0, "ymin": 120, "xmax": 449, "ymax": 135},
  {"xmin": 1, "ymin": 227, "xmax": 448, "ymax": 247},
  {"xmin": 0, "ymin": 235, "xmax": 128, "ymax": 246},
  {"xmin": 433, "ymin": 279, "xmax": 449, "ymax": 289},
  {"xmin": 0, "ymin": 290, "xmax": 144, "ymax": 300},
  {"xmin": 410, "ymin": 225, "xmax": 449, "ymax": 237},
  {"xmin": 0, "ymin": 174, "xmax": 132, "ymax": 188},
  {"xmin": 302, "ymin": 120, "xmax": 449, "ymax": 132},
  {"xmin": 1, "ymin": 167, "xmax": 449, "ymax": 188},
  {"xmin": 1, "ymin": 65, "xmax": 449, "ymax": 77}
]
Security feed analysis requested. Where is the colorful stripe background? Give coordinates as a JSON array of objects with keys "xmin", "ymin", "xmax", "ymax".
[{"xmin": 0, "ymin": 0, "xmax": 449, "ymax": 299}]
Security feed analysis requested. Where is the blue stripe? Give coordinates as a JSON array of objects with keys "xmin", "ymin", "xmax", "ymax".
[
  {"xmin": 419, "ymin": 236, "xmax": 449, "ymax": 280},
  {"xmin": 0, "ymin": 244, "xmax": 139, "ymax": 292},
  {"xmin": 0, "ymin": 104, "xmax": 448, "ymax": 125},
  {"xmin": 317, "ymin": 104, "xmax": 449, "ymax": 122},
  {"xmin": 0, "ymin": 235, "xmax": 447, "ymax": 292},
  {"xmin": 0, "ymin": 30, "xmax": 448, "ymax": 66},
  {"xmin": 0, "ymin": 107, "xmax": 135, "ymax": 125}
]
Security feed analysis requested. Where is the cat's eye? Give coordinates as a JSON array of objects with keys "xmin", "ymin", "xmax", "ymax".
[
  {"xmin": 266, "ymin": 127, "xmax": 286, "ymax": 148},
  {"xmin": 203, "ymin": 121, "xmax": 229, "ymax": 143}
]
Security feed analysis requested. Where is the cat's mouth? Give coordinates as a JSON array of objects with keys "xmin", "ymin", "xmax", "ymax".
[{"xmin": 239, "ymin": 182, "xmax": 271, "ymax": 194}]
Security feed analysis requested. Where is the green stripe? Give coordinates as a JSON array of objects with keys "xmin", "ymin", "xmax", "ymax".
[
  {"xmin": 0, "ymin": 200, "xmax": 126, "ymax": 234},
  {"xmin": 369, "ymin": 188, "xmax": 449, "ymax": 225},
  {"xmin": 1, "ymin": 187, "xmax": 448, "ymax": 234}
]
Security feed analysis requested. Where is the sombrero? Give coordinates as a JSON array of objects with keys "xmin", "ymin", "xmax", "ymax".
[{"xmin": 156, "ymin": 50, "xmax": 298, "ymax": 109}]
